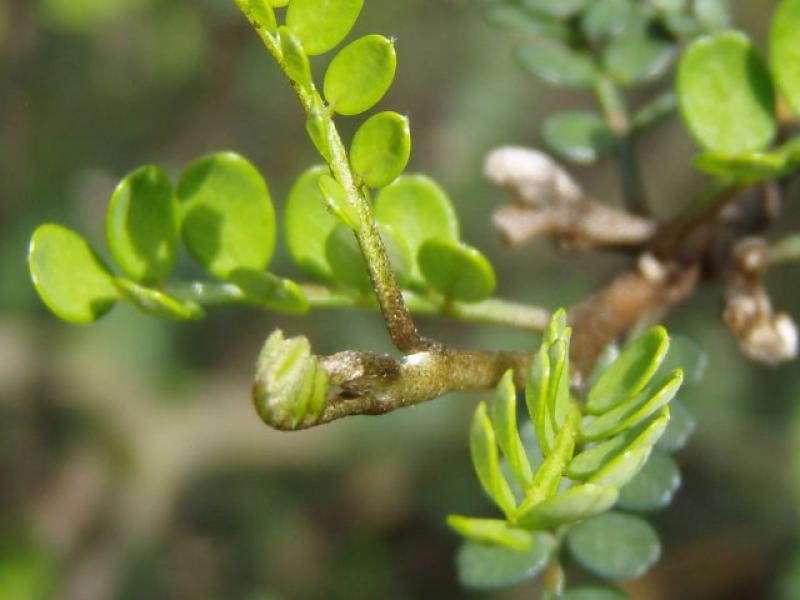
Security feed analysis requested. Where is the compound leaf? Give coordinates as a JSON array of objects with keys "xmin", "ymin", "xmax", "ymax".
[
  {"xmin": 456, "ymin": 533, "xmax": 556, "ymax": 591},
  {"xmin": 418, "ymin": 238, "xmax": 496, "ymax": 303},
  {"xmin": 587, "ymin": 326, "xmax": 669, "ymax": 415},
  {"xmin": 350, "ymin": 111, "xmax": 411, "ymax": 189},
  {"xmin": 284, "ymin": 165, "xmax": 338, "ymax": 282},
  {"xmin": 28, "ymin": 224, "xmax": 118, "ymax": 324},
  {"xmin": 541, "ymin": 111, "xmax": 616, "ymax": 165},
  {"xmin": 106, "ymin": 165, "xmax": 178, "ymax": 285},
  {"xmin": 617, "ymin": 450, "xmax": 681, "ymax": 512},
  {"xmin": 678, "ymin": 31, "xmax": 776, "ymax": 154},
  {"xmin": 178, "ymin": 152, "xmax": 276, "ymax": 280},
  {"xmin": 324, "ymin": 35, "xmax": 396, "ymax": 116},
  {"xmin": 567, "ymin": 512, "xmax": 661, "ymax": 581},
  {"xmin": 516, "ymin": 41, "xmax": 597, "ymax": 90},
  {"xmin": 285, "ymin": 0, "xmax": 363, "ymax": 55},
  {"xmin": 770, "ymin": 0, "xmax": 800, "ymax": 116}
]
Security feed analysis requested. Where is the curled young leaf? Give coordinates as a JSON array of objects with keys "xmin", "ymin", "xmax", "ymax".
[
  {"xmin": 324, "ymin": 35, "xmax": 396, "ymax": 116},
  {"xmin": 350, "ymin": 111, "xmax": 411, "ymax": 189},
  {"xmin": 285, "ymin": 0, "xmax": 363, "ymax": 55},
  {"xmin": 28, "ymin": 224, "xmax": 119, "ymax": 324},
  {"xmin": 418, "ymin": 238, "xmax": 496, "ymax": 303},
  {"xmin": 253, "ymin": 330, "xmax": 330, "ymax": 430},
  {"xmin": 106, "ymin": 165, "xmax": 178, "ymax": 285},
  {"xmin": 284, "ymin": 165, "xmax": 339, "ymax": 282},
  {"xmin": 178, "ymin": 152, "xmax": 276, "ymax": 280}
]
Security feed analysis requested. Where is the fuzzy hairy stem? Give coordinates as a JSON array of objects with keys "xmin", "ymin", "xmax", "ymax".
[{"xmin": 295, "ymin": 348, "xmax": 531, "ymax": 429}]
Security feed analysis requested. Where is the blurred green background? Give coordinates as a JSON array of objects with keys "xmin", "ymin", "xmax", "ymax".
[{"xmin": 1, "ymin": 0, "xmax": 800, "ymax": 598}]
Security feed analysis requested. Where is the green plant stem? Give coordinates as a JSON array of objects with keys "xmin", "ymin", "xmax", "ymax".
[
  {"xmin": 235, "ymin": 1, "xmax": 428, "ymax": 353},
  {"xmin": 594, "ymin": 75, "xmax": 648, "ymax": 215},
  {"xmin": 543, "ymin": 560, "xmax": 565, "ymax": 598}
]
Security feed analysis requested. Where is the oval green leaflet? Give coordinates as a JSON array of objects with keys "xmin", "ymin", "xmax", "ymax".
[
  {"xmin": 541, "ymin": 111, "xmax": 616, "ymax": 165},
  {"xmin": 770, "ymin": 0, "xmax": 800, "ymax": 116},
  {"xmin": 285, "ymin": 0, "xmax": 363, "ymax": 56},
  {"xmin": 374, "ymin": 175, "xmax": 459, "ymax": 285},
  {"xmin": 418, "ymin": 238, "xmax": 496, "ymax": 303},
  {"xmin": 28, "ymin": 224, "xmax": 119, "ymax": 324},
  {"xmin": 284, "ymin": 165, "xmax": 339, "ymax": 281},
  {"xmin": 106, "ymin": 165, "xmax": 178, "ymax": 285},
  {"xmin": 567, "ymin": 512, "xmax": 661, "ymax": 581},
  {"xmin": 324, "ymin": 34, "xmax": 397, "ymax": 116},
  {"xmin": 516, "ymin": 41, "xmax": 597, "ymax": 90},
  {"xmin": 456, "ymin": 534, "xmax": 556, "ymax": 591},
  {"xmin": 350, "ymin": 111, "xmax": 411, "ymax": 189},
  {"xmin": 678, "ymin": 31, "xmax": 776, "ymax": 154},
  {"xmin": 178, "ymin": 152, "xmax": 276, "ymax": 280}
]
